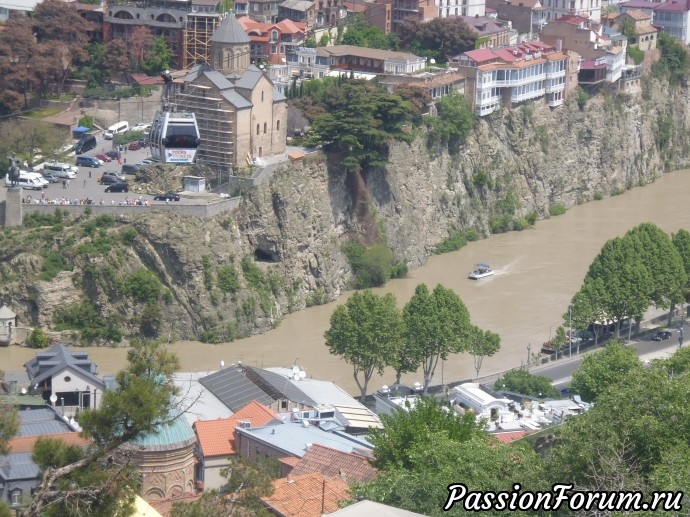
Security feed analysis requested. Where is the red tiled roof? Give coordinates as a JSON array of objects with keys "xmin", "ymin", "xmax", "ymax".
[
  {"xmin": 344, "ymin": 1, "xmax": 366, "ymax": 11},
  {"xmin": 655, "ymin": 0, "xmax": 690, "ymax": 11},
  {"xmin": 554, "ymin": 14, "xmax": 590, "ymax": 24},
  {"xmin": 493, "ymin": 431, "xmax": 530, "ymax": 444},
  {"xmin": 8, "ymin": 432, "xmax": 92, "ymax": 453},
  {"xmin": 149, "ymin": 492, "xmax": 201, "ymax": 516},
  {"xmin": 276, "ymin": 18, "xmax": 306, "ymax": 33},
  {"xmin": 621, "ymin": 8, "xmax": 651, "ymax": 19},
  {"xmin": 129, "ymin": 72, "xmax": 165, "ymax": 85},
  {"xmin": 194, "ymin": 401, "xmax": 280, "ymax": 458},
  {"xmin": 262, "ymin": 473, "xmax": 350, "ymax": 517},
  {"xmin": 462, "ymin": 48, "xmax": 500, "ymax": 63},
  {"xmin": 279, "ymin": 456, "xmax": 301, "ymax": 468},
  {"xmin": 579, "ymin": 59, "xmax": 608, "ymax": 70},
  {"xmin": 290, "ymin": 444, "xmax": 378, "ymax": 483}
]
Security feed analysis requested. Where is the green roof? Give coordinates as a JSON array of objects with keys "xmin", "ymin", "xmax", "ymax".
[
  {"xmin": 1, "ymin": 394, "xmax": 47, "ymax": 407},
  {"xmin": 133, "ymin": 415, "xmax": 196, "ymax": 451}
]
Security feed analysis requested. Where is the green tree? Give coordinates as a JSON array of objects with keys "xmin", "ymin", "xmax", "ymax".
[
  {"xmin": 493, "ymin": 369, "xmax": 561, "ymax": 399},
  {"xmin": 568, "ymin": 276, "xmax": 609, "ymax": 346},
  {"xmin": 653, "ymin": 32, "xmax": 690, "ymax": 84},
  {"xmin": 0, "ymin": 371, "xmax": 19, "ymax": 455},
  {"xmin": 341, "ymin": 14, "xmax": 396, "ymax": 50},
  {"xmin": 397, "ymin": 17, "xmax": 476, "ymax": 62},
  {"xmin": 26, "ymin": 327, "xmax": 50, "ymax": 348},
  {"xmin": 0, "ymin": 503, "xmax": 13, "ymax": 517},
  {"xmin": 426, "ymin": 93, "xmax": 474, "ymax": 151},
  {"xmin": 324, "ymin": 291, "xmax": 402, "ymax": 400},
  {"xmin": 403, "ymin": 284, "xmax": 473, "ymax": 392},
  {"xmin": 467, "ymin": 328, "xmax": 500, "ymax": 380},
  {"xmin": 672, "ymin": 228, "xmax": 690, "ymax": 301},
  {"xmin": 24, "ymin": 340, "xmax": 180, "ymax": 517},
  {"xmin": 142, "ymin": 36, "xmax": 172, "ymax": 76},
  {"xmin": 625, "ymin": 223, "xmax": 686, "ymax": 326},
  {"xmin": 82, "ymin": 43, "xmax": 110, "ymax": 87},
  {"xmin": 570, "ymin": 340, "xmax": 644, "ymax": 402}
]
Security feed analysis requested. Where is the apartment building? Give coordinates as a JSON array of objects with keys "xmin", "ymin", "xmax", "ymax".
[{"xmin": 436, "ymin": 0, "xmax": 486, "ymax": 18}]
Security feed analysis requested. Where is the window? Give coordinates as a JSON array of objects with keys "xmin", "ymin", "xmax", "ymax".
[
  {"xmin": 256, "ymin": 124, "xmax": 260, "ymax": 135},
  {"xmin": 277, "ymin": 120, "xmax": 280, "ymax": 130},
  {"xmin": 261, "ymin": 91, "xmax": 264, "ymax": 102},
  {"xmin": 263, "ymin": 122, "xmax": 267, "ymax": 134},
  {"xmin": 11, "ymin": 489, "xmax": 22, "ymax": 505},
  {"xmin": 64, "ymin": 376, "xmax": 71, "ymax": 382}
]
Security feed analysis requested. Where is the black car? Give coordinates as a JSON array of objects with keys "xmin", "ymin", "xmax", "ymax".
[
  {"xmin": 153, "ymin": 192, "xmax": 180, "ymax": 202},
  {"xmin": 651, "ymin": 330, "xmax": 672, "ymax": 341},
  {"xmin": 100, "ymin": 174, "xmax": 122, "ymax": 185},
  {"xmin": 105, "ymin": 150, "xmax": 122, "ymax": 160},
  {"xmin": 105, "ymin": 182, "xmax": 129, "ymax": 193}
]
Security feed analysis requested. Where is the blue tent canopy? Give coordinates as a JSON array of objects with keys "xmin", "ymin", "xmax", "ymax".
[{"xmin": 73, "ymin": 126, "xmax": 90, "ymax": 134}]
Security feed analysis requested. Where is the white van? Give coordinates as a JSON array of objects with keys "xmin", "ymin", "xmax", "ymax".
[
  {"xmin": 104, "ymin": 121, "xmax": 130, "ymax": 140},
  {"xmin": 4, "ymin": 172, "xmax": 45, "ymax": 190},
  {"xmin": 21, "ymin": 172, "xmax": 49, "ymax": 188},
  {"xmin": 44, "ymin": 162, "xmax": 77, "ymax": 179}
]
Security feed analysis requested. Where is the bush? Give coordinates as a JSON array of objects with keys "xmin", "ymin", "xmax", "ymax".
[
  {"xmin": 525, "ymin": 211, "xmax": 538, "ymax": 226},
  {"xmin": 576, "ymin": 89, "xmax": 589, "ymax": 110},
  {"xmin": 435, "ymin": 228, "xmax": 480, "ymax": 254},
  {"xmin": 488, "ymin": 215, "xmax": 513, "ymax": 234},
  {"xmin": 54, "ymin": 301, "xmax": 122, "ymax": 345},
  {"xmin": 627, "ymin": 46, "xmax": 644, "ymax": 65},
  {"xmin": 121, "ymin": 268, "xmax": 162, "ymax": 304},
  {"xmin": 139, "ymin": 303, "xmax": 161, "ymax": 338},
  {"xmin": 306, "ymin": 287, "xmax": 328, "ymax": 307},
  {"xmin": 548, "ymin": 203, "xmax": 567, "ymax": 216},
  {"xmin": 217, "ymin": 265, "xmax": 240, "ymax": 293},
  {"xmin": 343, "ymin": 241, "xmax": 396, "ymax": 288},
  {"xmin": 40, "ymin": 250, "xmax": 72, "ymax": 281},
  {"xmin": 121, "ymin": 227, "xmax": 138, "ymax": 245},
  {"xmin": 27, "ymin": 327, "xmax": 50, "ymax": 348}
]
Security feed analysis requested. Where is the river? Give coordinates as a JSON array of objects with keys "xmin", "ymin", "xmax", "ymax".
[{"xmin": 3, "ymin": 170, "xmax": 690, "ymax": 394}]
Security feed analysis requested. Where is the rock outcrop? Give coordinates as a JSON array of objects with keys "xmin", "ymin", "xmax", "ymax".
[{"xmin": 1, "ymin": 80, "xmax": 689, "ymax": 343}]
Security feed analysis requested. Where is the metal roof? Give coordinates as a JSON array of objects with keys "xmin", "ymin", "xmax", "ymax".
[
  {"xmin": 221, "ymin": 90, "xmax": 253, "ymax": 109},
  {"xmin": 246, "ymin": 366, "xmax": 317, "ymax": 406},
  {"xmin": 235, "ymin": 421, "xmax": 373, "ymax": 458},
  {"xmin": 132, "ymin": 415, "xmax": 197, "ymax": 452},
  {"xmin": 173, "ymin": 372, "xmax": 234, "ymax": 426},
  {"xmin": 273, "ymin": 89, "xmax": 287, "ymax": 102},
  {"xmin": 0, "ymin": 305, "xmax": 16, "ymax": 319},
  {"xmin": 19, "ymin": 407, "xmax": 75, "ymax": 437},
  {"xmin": 203, "ymin": 70, "xmax": 235, "ymax": 90},
  {"xmin": 199, "ymin": 366, "xmax": 274, "ymax": 412},
  {"xmin": 233, "ymin": 65, "xmax": 263, "ymax": 90},
  {"xmin": 0, "ymin": 452, "xmax": 40, "ymax": 481},
  {"xmin": 326, "ymin": 500, "xmax": 429, "ymax": 516},
  {"xmin": 24, "ymin": 344, "xmax": 104, "ymax": 388},
  {"xmin": 210, "ymin": 13, "xmax": 251, "ymax": 44}
]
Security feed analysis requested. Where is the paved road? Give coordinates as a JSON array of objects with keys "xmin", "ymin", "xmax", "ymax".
[{"xmin": 528, "ymin": 325, "xmax": 685, "ymax": 389}]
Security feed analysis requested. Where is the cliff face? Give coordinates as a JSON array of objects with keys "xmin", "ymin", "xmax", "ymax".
[{"xmin": 2, "ymin": 81, "xmax": 690, "ymax": 343}]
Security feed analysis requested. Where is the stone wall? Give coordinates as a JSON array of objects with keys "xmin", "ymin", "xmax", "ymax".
[{"xmin": 83, "ymin": 88, "xmax": 163, "ymax": 129}]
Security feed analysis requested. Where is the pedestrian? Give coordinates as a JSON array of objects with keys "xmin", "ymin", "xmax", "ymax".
[
  {"xmin": 62, "ymin": 179, "xmax": 66, "ymax": 189},
  {"xmin": 66, "ymin": 179, "xmax": 70, "ymax": 189},
  {"xmin": 124, "ymin": 158, "xmax": 127, "ymax": 164},
  {"xmin": 89, "ymin": 170, "xmax": 92, "ymax": 179},
  {"xmin": 83, "ymin": 179, "xmax": 86, "ymax": 188}
]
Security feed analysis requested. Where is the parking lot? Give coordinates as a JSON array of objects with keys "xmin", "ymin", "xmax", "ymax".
[{"xmin": 17, "ymin": 136, "xmax": 163, "ymax": 206}]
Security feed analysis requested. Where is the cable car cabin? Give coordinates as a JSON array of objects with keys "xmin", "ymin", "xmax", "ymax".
[{"xmin": 150, "ymin": 111, "xmax": 200, "ymax": 164}]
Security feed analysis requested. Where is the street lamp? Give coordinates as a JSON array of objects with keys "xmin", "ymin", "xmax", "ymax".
[
  {"xmin": 568, "ymin": 305, "xmax": 573, "ymax": 359},
  {"xmin": 679, "ymin": 327, "xmax": 683, "ymax": 349}
]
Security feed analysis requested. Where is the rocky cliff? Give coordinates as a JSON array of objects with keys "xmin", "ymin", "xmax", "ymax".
[{"xmin": 2, "ymin": 79, "xmax": 689, "ymax": 343}]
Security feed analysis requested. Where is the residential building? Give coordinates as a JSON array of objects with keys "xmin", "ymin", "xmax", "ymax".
[
  {"xmin": 619, "ymin": 0, "xmax": 659, "ymax": 18},
  {"xmin": 234, "ymin": 421, "xmax": 373, "ymax": 461},
  {"xmin": 391, "ymin": 0, "xmax": 438, "ymax": 33},
  {"xmin": 278, "ymin": 0, "xmax": 317, "ymax": 27},
  {"xmin": 103, "ymin": 0, "xmax": 223, "ymax": 69},
  {"xmin": 171, "ymin": 14, "xmax": 287, "ymax": 170},
  {"xmin": 652, "ymin": 0, "xmax": 690, "ymax": 45},
  {"xmin": 24, "ymin": 344, "xmax": 105, "ymax": 413},
  {"xmin": 436, "ymin": 0, "xmax": 486, "ymax": 18},
  {"xmin": 238, "ymin": 16, "xmax": 307, "ymax": 65},
  {"xmin": 235, "ymin": 0, "xmax": 282, "ymax": 23},
  {"xmin": 0, "ymin": 407, "xmax": 86, "ymax": 506},
  {"xmin": 540, "ymin": 15, "xmax": 626, "ymax": 83},
  {"xmin": 451, "ymin": 40, "xmax": 572, "ymax": 116},
  {"xmin": 614, "ymin": 9, "xmax": 658, "ymax": 50},
  {"xmin": 193, "ymin": 401, "xmax": 281, "ymax": 491},
  {"xmin": 282, "ymin": 443, "xmax": 378, "ymax": 481},
  {"xmin": 262, "ymin": 473, "xmax": 350, "ymax": 517},
  {"xmin": 485, "ymin": 0, "xmax": 546, "ymax": 36},
  {"xmin": 380, "ymin": 71, "xmax": 466, "ymax": 113},
  {"xmin": 540, "ymin": 0, "xmax": 601, "ymax": 23},
  {"xmin": 316, "ymin": 45, "xmax": 427, "ymax": 74},
  {"xmin": 0, "ymin": 0, "xmax": 39, "ymax": 20},
  {"xmin": 365, "ymin": 0, "xmax": 393, "ymax": 33},
  {"xmin": 460, "ymin": 15, "xmax": 513, "ymax": 47}
]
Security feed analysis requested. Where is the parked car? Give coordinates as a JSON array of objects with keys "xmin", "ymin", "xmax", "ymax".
[
  {"xmin": 106, "ymin": 150, "xmax": 122, "ymax": 160},
  {"xmin": 99, "ymin": 174, "xmax": 122, "ymax": 185},
  {"xmin": 131, "ymin": 123, "xmax": 150, "ymax": 132},
  {"xmin": 102, "ymin": 171, "xmax": 126, "ymax": 182},
  {"xmin": 121, "ymin": 163, "xmax": 142, "ymax": 175},
  {"xmin": 140, "ymin": 159, "xmax": 157, "ymax": 165},
  {"xmin": 105, "ymin": 181, "xmax": 129, "ymax": 193},
  {"xmin": 128, "ymin": 141, "xmax": 143, "ymax": 151},
  {"xmin": 95, "ymin": 153, "xmax": 112, "ymax": 163},
  {"xmin": 42, "ymin": 173, "xmax": 60, "ymax": 183},
  {"xmin": 153, "ymin": 192, "xmax": 180, "ymax": 202},
  {"xmin": 76, "ymin": 156, "xmax": 100, "ymax": 168},
  {"xmin": 652, "ymin": 330, "xmax": 672, "ymax": 341}
]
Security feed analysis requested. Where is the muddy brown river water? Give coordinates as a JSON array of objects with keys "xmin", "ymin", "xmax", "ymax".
[{"xmin": 3, "ymin": 170, "xmax": 690, "ymax": 394}]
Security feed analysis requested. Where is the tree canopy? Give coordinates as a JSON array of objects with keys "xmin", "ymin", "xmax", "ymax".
[
  {"xmin": 324, "ymin": 290, "xmax": 402, "ymax": 399},
  {"xmin": 24, "ymin": 340, "xmax": 180, "ymax": 517},
  {"xmin": 341, "ymin": 14, "xmax": 397, "ymax": 50},
  {"xmin": 397, "ymin": 17, "xmax": 476, "ymax": 63},
  {"xmin": 0, "ymin": 371, "xmax": 19, "ymax": 456},
  {"xmin": 493, "ymin": 368, "xmax": 561, "ymax": 399}
]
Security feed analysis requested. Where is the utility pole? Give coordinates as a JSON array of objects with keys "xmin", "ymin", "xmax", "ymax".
[
  {"xmin": 527, "ymin": 342, "xmax": 531, "ymax": 367},
  {"xmin": 679, "ymin": 327, "xmax": 684, "ymax": 349},
  {"xmin": 568, "ymin": 305, "xmax": 573, "ymax": 359}
]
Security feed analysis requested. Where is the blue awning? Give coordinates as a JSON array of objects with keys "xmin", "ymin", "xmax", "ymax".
[{"xmin": 73, "ymin": 126, "xmax": 90, "ymax": 133}]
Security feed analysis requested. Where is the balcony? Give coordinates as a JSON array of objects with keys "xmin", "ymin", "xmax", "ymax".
[
  {"xmin": 545, "ymin": 82, "xmax": 565, "ymax": 93},
  {"xmin": 511, "ymin": 88, "xmax": 545, "ymax": 103},
  {"xmin": 546, "ymin": 96, "xmax": 564, "ymax": 107},
  {"xmin": 482, "ymin": 72, "xmax": 546, "ymax": 88},
  {"xmin": 545, "ymin": 69, "xmax": 566, "ymax": 79}
]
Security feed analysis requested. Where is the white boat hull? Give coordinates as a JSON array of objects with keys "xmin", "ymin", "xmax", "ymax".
[{"xmin": 468, "ymin": 270, "xmax": 494, "ymax": 280}]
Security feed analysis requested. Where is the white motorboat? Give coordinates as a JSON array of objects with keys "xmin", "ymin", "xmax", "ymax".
[{"xmin": 468, "ymin": 263, "xmax": 494, "ymax": 280}]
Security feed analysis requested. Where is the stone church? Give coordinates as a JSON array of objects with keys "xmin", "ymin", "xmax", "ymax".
[{"xmin": 172, "ymin": 15, "xmax": 287, "ymax": 170}]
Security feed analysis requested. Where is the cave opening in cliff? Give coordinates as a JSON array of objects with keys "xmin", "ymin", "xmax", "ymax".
[{"xmin": 254, "ymin": 248, "xmax": 279, "ymax": 263}]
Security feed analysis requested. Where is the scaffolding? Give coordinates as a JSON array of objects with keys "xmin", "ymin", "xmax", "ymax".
[
  {"xmin": 170, "ymin": 85, "xmax": 236, "ymax": 171},
  {"xmin": 182, "ymin": 13, "xmax": 220, "ymax": 69}
]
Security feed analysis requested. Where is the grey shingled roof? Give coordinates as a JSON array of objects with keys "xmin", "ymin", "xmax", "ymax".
[
  {"xmin": 0, "ymin": 452, "xmax": 40, "ymax": 481},
  {"xmin": 273, "ymin": 89, "xmax": 287, "ymax": 102},
  {"xmin": 19, "ymin": 408, "xmax": 74, "ymax": 437},
  {"xmin": 280, "ymin": 0, "xmax": 314, "ymax": 10},
  {"xmin": 199, "ymin": 366, "xmax": 274, "ymax": 412},
  {"xmin": 234, "ymin": 65, "xmax": 263, "ymax": 90},
  {"xmin": 203, "ymin": 70, "xmax": 235, "ymax": 90},
  {"xmin": 24, "ymin": 344, "xmax": 104, "ymax": 389},
  {"xmin": 184, "ymin": 63, "xmax": 210, "ymax": 82},
  {"xmin": 210, "ymin": 14, "xmax": 251, "ymax": 44},
  {"xmin": 222, "ymin": 89, "xmax": 253, "ymax": 109}
]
